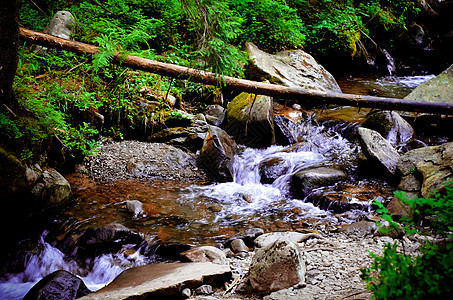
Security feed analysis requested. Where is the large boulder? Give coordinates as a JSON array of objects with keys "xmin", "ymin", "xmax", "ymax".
[
  {"xmin": 78, "ymin": 262, "xmax": 231, "ymax": 299},
  {"xmin": 198, "ymin": 125, "xmax": 237, "ymax": 182},
  {"xmin": 248, "ymin": 238, "xmax": 306, "ymax": 293},
  {"xmin": 397, "ymin": 142, "xmax": 453, "ymax": 197},
  {"xmin": 149, "ymin": 125, "xmax": 209, "ymax": 152},
  {"xmin": 357, "ymin": 127, "xmax": 400, "ymax": 175},
  {"xmin": 361, "ymin": 111, "xmax": 414, "ymax": 146},
  {"xmin": 225, "ymin": 92, "xmax": 275, "ymax": 148},
  {"xmin": 245, "ymin": 42, "xmax": 341, "ymax": 93},
  {"xmin": 291, "ymin": 167, "xmax": 348, "ymax": 198},
  {"xmin": 23, "ymin": 270, "xmax": 91, "ymax": 300},
  {"xmin": 404, "ymin": 63, "xmax": 453, "ymax": 104},
  {"xmin": 35, "ymin": 11, "xmax": 76, "ymax": 55},
  {"xmin": 31, "ymin": 168, "xmax": 71, "ymax": 207}
]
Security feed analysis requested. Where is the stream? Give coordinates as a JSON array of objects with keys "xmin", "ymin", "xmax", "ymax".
[{"xmin": 0, "ymin": 75, "xmax": 436, "ymax": 299}]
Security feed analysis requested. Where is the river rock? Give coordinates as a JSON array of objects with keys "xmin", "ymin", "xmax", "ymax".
[
  {"xmin": 181, "ymin": 246, "xmax": 228, "ymax": 265},
  {"xmin": 23, "ymin": 270, "xmax": 91, "ymax": 300},
  {"xmin": 259, "ymin": 157, "xmax": 290, "ymax": 184},
  {"xmin": 77, "ymin": 224, "xmax": 144, "ymax": 259},
  {"xmin": 224, "ymin": 92, "xmax": 275, "ymax": 148},
  {"xmin": 245, "ymin": 42, "xmax": 341, "ymax": 93},
  {"xmin": 126, "ymin": 200, "xmax": 145, "ymax": 219},
  {"xmin": 204, "ymin": 105, "xmax": 226, "ymax": 126},
  {"xmin": 248, "ymin": 238, "xmax": 306, "ymax": 293},
  {"xmin": 149, "ymin": 125, "xmax": 209, "ymax": 152},
  {"xmin": 291, "ymin": 167, "xmax": 348, "ymax": 198},
  {"xmin": 254, "ymin": 232, "xmax": 322, "ymax": 248},
  {"xmin": 78, "ymin": 262, "xmax": 231, "ymax": 299},
  {"xmin": 397, "ymin": 142, "xmax": 453, "ymax": 197},
  {"xmin": 30, "ymin": 168, "xmax": 71, "ymax": 207},
  {"xmin": 404, "ymin": 63, "xmax": 453, "ymax": 104},
  {"xmin": 230, "ymin": 239, "xmax": 249, "ymax": 253},
  {"xmin": 361, "ymin": 111, "xmax": 414, "ymax": 146},
  {"xmin": 337, "ymin": 220, "xmax": 376, "ymax": 238},
  {"xmin": 35, "ymin": 11, "xmax": 76, "ymax": 55},
  {"xmin": 198, "ymin": 125, "xmax": 237, "ymax": 182},
  {"xmin": 357, "ymin": 127, "xmax": 400, "ymax": 175}
]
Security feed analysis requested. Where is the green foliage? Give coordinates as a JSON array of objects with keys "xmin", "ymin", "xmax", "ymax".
[
  {"xmin": 231, "ymin": 0, "xmax": 305, "ymax": 52},
  {"xmin": 361, "ymin": 182, "xmax": 453, "ymax": 299}
]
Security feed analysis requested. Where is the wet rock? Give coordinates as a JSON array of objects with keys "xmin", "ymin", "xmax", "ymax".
[
  {"xmin": 254, "ymin": 232, "xmax": 323, "ymax": 248},
  {"xmin": 230, "ymin": 239, "xmax": 249, "ymax": 253},
  {"xmin": 181, "ymin": 246, "xmax": 228, "ymax": 265},
  {"xmin": 337, "ymin": 221, "xmax": 376, "ymax": 238},
  {"xmin": 31, "ymin": 168, "xmax": 71, "ymax": 207},
  {"xmin": 225, "ymin": 92, "xmax": 275, "ymax": 148},
  {"xmin": 248, "ymin": 238, "xmax": 306, "ymax": 293},
  {"xmin": 305, "ymin": 182, "xmax": 390, "ymax": 213},
  {"xmin": 204, "ymin": 105, "xmax": 226, "ymax": 126},
  {"xmin": 291, "ymin": 167, "xmax": 347, "ymax": 198},
  {"xmin": 259, "ymin": 157, "xmax": 290, "ymax": 184},
  {"xmin": 361, "ymin": 111, "xmax": 414, "ymax": 146},
  {"xmin": 77, "ymin": 223, "xmax": 143, "ymax": 259},
  {"xmin": 405, "ymin": 63, "xmax": 453, "ymax": 104},
  {"xmin": 198, "ymin": 125, "xmax": 237, "ymax": 182},
  {"xmin": 35, "ymin": 11, "xmax": 76, "ymax": 55},
  {"xmin": 126, "ymin": 200, "xmax": 145, "ymax": 219},
  {"xmin": 397, "ymin": 142, "xmax": 453, "ymax": 197},
  {"xmin": 357, "ymin": 127, "xmax": 400, "ymax": 175},
  {"xmin": 149, "ymin": 125, "xmax": 209, "ymax": 152},
  {"xmin": 195, "ymin": 284, "xmax": 213, "ymax": 295},
  {"xmin": 23, "ymin": 270, "xmax": 91, "ymax": 300},
  {"xmin": 245, "ymin": 42, "xmax": 341, "ymax": 93},
  {"xmin": 78, "ymin": 262, "xmax": 231, "ymax": 299}
]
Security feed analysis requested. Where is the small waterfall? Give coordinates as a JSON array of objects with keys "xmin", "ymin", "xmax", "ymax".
[
  {"xmin": 381, "ymin": 49, "xmax": 396, "ymax": 75},
  {"xmin": 0, "ymin": 233, "xmax": 153, "ymax": 300}
]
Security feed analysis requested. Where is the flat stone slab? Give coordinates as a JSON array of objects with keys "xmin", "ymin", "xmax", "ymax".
[{"xmin": 79, "ymin": 262, "xmax": 231, "ymax": 299}]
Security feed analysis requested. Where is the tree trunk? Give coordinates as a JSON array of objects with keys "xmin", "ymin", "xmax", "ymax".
[
  {"xmin": 19, "ymin": 27, "xmax": 453, "ymax": 115},
  {"xmin": 0, "ymin": 1, "xmax": 19, "ymax": 103}
]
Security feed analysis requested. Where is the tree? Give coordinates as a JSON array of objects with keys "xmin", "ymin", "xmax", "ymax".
[{"xmin": 0, "ymin": 0, "xmax": 19, "ymax": 103}]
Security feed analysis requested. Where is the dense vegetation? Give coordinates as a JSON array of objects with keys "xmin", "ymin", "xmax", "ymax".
[
  {"xmin": 361, "ymin": 183, "xmax": 453, "ymax": 299},
  {"xmin": 1, "ymin": 0, "xmax": 421, "ymax": 167}
]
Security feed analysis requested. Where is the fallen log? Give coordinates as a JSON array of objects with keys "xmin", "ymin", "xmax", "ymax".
[{"xmin": 19, "ymin": 27, "xmax": 453, "ymax": 115}]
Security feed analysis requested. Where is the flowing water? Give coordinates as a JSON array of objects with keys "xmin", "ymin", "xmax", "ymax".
[{"xmin": 0, "ymin": 75, "xmax": 436, "ymax": 299}]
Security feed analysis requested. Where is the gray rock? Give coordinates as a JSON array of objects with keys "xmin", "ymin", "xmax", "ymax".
[
  {"xmin": 78, "ymin": 262, "xmax": 231, "ymax": 299},
  {"xmin": 245, "ymin": 42, "xmax": 341, "ymax": 93},
  {"xmin": 254, "ymin": 232, "xmax": 322, "ymax": 248},
  {"xmin": 361, "ymin": 111, "xmax": 414, "ymax": 146},
  {"xmin": 198, "ymin": 125, "xmax": 237, "ymax": 182},
  {"xmin": 337, "ymin": 221, "xmax": 376, "ymax": 238},
  {"xmin": 149, "ymin": 125, "xmax": 209, "ymax": 152},
  {"xmin": 31, "ymin": 168, "xmax": 71, "ymax": 206},
  {"xmin": 204, "ymin": 105, "xmax": 226, "ymax": 126},
  {"xmin": 195, "ymin": 284, "xmax": 213, "ymax": 295},
  {"xmin": 125, "ymin": 200, "xmax": 145, "ymax": 219},
  {"xmin": 182, "ymin": 287, "xmax": 192, "ymax": 298},
  {"xmin": 36, "ymin": 11, "xmax": 76, "ymax": 55},
  {"xmin": 397, "ymin": 142, "xmax": 453, "ymax": 197},
  {"xmin": 23, "ymin": 270, "xmax": 91, "ymax": 300},
  {"xmin": 405, "ymin": 63, "xmax": 453, "ymax": 104},
  {"xmin": 259, "ymin": 157, "xmax": 290, "ymax": 184},
  {"xmin": 292, "ymin": 167, "xmax": 347, "ymax": 198},
  {"xmin": 248, "ymin": 238, "xmax": 306, "ymax": 293},
  {"xmin": 263, "ymin": 285, "xmax": 323, "ymax": 300},
  {"xmin": 230, "ymin": 239, "xmax": 249, "ymax": 253},
  {"xmin": 357, "ymin": 127, "xmax": 400, "ymax": 175},
  {"xmin": 225, "ymin": 92, "xmax": 275, "ymax": 148},
  {"xmin": 181, "ymin": 246, "xmax": 228, "ymax": 265}
]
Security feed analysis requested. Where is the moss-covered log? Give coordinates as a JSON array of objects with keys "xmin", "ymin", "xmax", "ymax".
[{"xmin": 19, "ymin": 27, "xmax": 453, "ymax": 115}]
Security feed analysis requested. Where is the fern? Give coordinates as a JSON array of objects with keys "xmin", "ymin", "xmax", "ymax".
[{"xmin": 92, "ymin": 34, "xmax": 117, "ymax": 72}]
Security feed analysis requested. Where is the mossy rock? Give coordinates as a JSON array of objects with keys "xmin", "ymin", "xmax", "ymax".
[{"xmin": 225, "ymin": 92, "xmax": 275, "ymax": 148}]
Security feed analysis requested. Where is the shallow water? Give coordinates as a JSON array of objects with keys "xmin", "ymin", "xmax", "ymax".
[{"xmin": 0, "ymin": 75, "xmax": 436, "ymax": 299}]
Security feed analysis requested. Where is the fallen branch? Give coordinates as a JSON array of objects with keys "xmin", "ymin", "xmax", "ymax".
[{"xmin": 19, "ymin": 27, "xmax": 453, "ymax": 115}]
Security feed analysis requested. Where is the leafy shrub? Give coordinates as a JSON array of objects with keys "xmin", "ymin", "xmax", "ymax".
[{"xmin": 361, "ymin": 182, "xmax": 453, "ymax": 299}]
